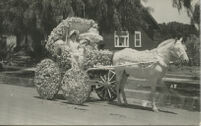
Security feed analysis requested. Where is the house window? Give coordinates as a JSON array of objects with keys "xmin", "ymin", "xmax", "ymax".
[
  {"xmin": 134, "ymin": 31, "xmax": 142, "ymax": 47},
  {"xmin": 114, "ymin": 31, "xmax": 129, "ymax": 47}
]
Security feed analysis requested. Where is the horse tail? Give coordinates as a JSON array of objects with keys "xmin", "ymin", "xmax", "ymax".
[
  {"xmin": 111, "ymin": 51, "xmax": 115, "ymax": 65},
  {"xmin": 112, "ymin": 50, "xmax": 120, "ymax": 65}
]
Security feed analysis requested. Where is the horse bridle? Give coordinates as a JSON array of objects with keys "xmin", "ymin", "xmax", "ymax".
[
  {"xmin": 169, "ymin": 46, "xmax": 186, "ymax": 62},
  {"xmin": 156, "ymin": 43, "xmax": 185, "ymax": 66}
]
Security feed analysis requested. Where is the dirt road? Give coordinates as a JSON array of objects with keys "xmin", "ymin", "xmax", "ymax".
[{"xmin": 0, "ymin": 84, "xmax": 199, "ymax": 125}]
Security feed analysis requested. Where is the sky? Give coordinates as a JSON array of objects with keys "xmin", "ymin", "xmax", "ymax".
[{"xmin": 142, "ymin": 0, "xmax": 198, "ymax": 24}]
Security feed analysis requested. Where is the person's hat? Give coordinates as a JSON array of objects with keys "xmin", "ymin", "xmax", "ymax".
[
  {"xmin": 79, "ymin": 32, "xmax": 103, "ymax": 43},
  {"xmin": 69, "ymin": 30, "xmax": 79, "ymax": 38},
  {"xmin": 80, "ymin": 37, "xmax": 90, "ymax": 45}
]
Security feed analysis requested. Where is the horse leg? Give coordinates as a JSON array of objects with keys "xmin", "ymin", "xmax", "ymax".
[
  {"xmin": 116, "ymin": 80, "xmax": 122, "ymax": 104},
  {"xmin": 115, "ymin": 70, "xmax": 123, "ymax": 104},
  {"xmin": 150, "ymin": 78, "xmax": 159, "ymax": 112},
  {"xmin": 121, "ymin": 71, "xmax": 129, "ymax": 104},
  {"xmin": 122, "ymin": 88, "xmax": 127, "ymax": 104},
  {"xmin": 156, "ymin": 78, "xmax": 166, "ymax": 105}
]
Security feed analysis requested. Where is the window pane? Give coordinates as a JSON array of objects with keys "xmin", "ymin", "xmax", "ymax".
[
  {"xmin": 114, "ymin": 31, "xmax": 129, "ymax": 47},
  {"xmin": 119, "ymin": 41, "xmax": 124, "ymax": 46},
  {"xmin": 115, "ymin": 37, "xmax": 118, "ymax": 46},
  {"xmin": 136, "ymin": 40, "xmax": 140, "ymax": 46},
  {"xmin": 126, "ymin": 38, "xmax": 128, "ymax": 46},
  {"xmin": 119, "ymin": 37, "xmax": 124, "ymax": 46},
  {"xmin": 135, "ymin": 31, "xmax": 141, "ymax": 47},
  {"xmin": 136, "ymin": 34, "xmax": 140, "ymax": 39}
]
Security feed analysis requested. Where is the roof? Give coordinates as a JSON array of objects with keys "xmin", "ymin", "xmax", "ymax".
[
  {"xmin": 101, "ymin": 2, "xmax": 161, "ymax": 33},
  {"xmin": 139, "ymin": 1, "xmax": 160, "ymax": 30},
  {"xmin": 143, "ymin": 10, "xmax": 161, "ymax": 30}
]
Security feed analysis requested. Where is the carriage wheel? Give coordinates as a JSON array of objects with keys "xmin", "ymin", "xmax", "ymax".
[{"xmin": 95, "ymin": 70, "xmax": 117, "ymax": 101}]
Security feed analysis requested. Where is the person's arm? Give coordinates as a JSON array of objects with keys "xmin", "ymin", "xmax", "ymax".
[
  {"xmin": 64, "ymin": 26, "xmax": 70, "ymax": 46},
  {"xmin": 66, "ymin": 33, "xmax": 70, "ymax": 47}
]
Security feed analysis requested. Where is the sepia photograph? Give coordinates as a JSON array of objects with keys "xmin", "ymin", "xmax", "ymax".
[{"xmin": 0, "ymin": 0, "xmax": 200, "ymax": 125}]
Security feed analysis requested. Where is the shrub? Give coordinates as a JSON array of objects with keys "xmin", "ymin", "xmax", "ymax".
[{"xmin": 186, "ymin": 34, "xmax": 200, "ymax": 66}]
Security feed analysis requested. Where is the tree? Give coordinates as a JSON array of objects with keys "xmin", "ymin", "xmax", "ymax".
[
  {"xmin": 156, "ymin": 21, "xmax": 199, "ymax": 66},
  {"xmin": 157, "ymin": 21, "xmax": 197, "ymax": 41},
  {"xmin": 172, "ymin": 0, "xmax": 200, "ymax": 31},
  {"xmin": 0, "ymin": 0, "xmax": 152, "ymax": 59},
  {"xmin": 172, "ymin": 0, "xmax": 200, "ymax": 66},
  {"xmin": 186, "ymin": 34, "xmax": 200, "ymax": 66},
  {"xmin": 0, "ymin": 0, "xmax": 75, "ymax": 58}
]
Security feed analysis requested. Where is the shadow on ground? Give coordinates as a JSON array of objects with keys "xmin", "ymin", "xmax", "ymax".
[
  {"xmin": 34, "ymin": 93, "xmax": 177, "ymax": 114},
  {"xmin": 108, "ymin": 101, "xmax": 177, "ymax": 114}
]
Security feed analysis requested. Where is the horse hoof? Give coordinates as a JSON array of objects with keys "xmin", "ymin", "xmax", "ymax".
[
  {"xmin": 142, "ymin": 101, "xmax": 148, "ymax": 107},
  {"xmin": 152, "ymin": 107, "xmax": 159, "ymax": 112},
  {"xmin": 117, "ymin": 101, "xmax": 122, "ymax": 105},
  {"xmin": 124, "ymin": 102, "xmax": 128, "ymax": 105}
]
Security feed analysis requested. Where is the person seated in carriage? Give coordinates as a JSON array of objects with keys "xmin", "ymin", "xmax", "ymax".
[
  {"xmin": 68, "ymin": 29, "xmax": 103, "ymax": 67},
  {"xmin": 54, "ymin": 26, "xmax": 103, "ymax": 68},
  {"xmin": 68, "ymin": 30, "xmax": 80, "ymax": 51},
  {"xmin": 54, "ymin": 29, "xmax": 84, "ymax": 67},
  {"xmin": 67, "ymin": 30, "xmax": 85, "ymax": 67}
]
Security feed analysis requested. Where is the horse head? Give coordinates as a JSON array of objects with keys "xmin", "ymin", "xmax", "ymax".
[{"xmin": 170, "ymin": 38, "xmax": 189, "ymax": 63}]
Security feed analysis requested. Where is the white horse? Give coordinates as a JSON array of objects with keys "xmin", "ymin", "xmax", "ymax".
[{"xmin": 113, "ymin": 38, "xmax": 189, "ymax": 112}]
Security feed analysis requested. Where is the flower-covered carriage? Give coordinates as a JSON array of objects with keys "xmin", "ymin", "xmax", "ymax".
[{"xmin": 34, "ymin": 17, "xmax": 118, "ymax": 104}]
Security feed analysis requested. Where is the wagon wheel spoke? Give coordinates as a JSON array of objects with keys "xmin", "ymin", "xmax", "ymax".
[
  {"xmin": 100, "ymin": 75, "xmax": 106, "ymax": 83},
  {"xmin": 108, "ymin": 70, "xmax": 116, "ymax": 82},
  {"xmin": 100, "ymin": 86, "xmax": 105, "ymax": 92},
  {"xmin": 107, "ymin": 71, "xmax": 110, "ymax": 81},
  {"xmin": 104, "ymin": 75, "xmax": 107, "ymax": 81},
  {"xmin": 110, "ymin": 81, "xmax": 116, "ymax": 84},
  {"xmin": 110, "ymin": 70, "xmax": 116, "ymax": 75},
  {"xmin": 109, "ymin": 86, "xmax": 116, "ymax": 94},
  {"xmin": 107, "ymin": 70, "xmax": 114, "ymax": 80},
  {"xmin": 96, "ymin": 81, "xmax": 105, "ymax": 86},
  {"xmin": 109, "ymin": 74, "xmax": 115, "ymax": 82},
  {"xmin": 96, "ymin": 85, "xmax": 103, "ymax": 89},
  {"xmin": 107, "ymin": 89, "xmax": 112, "ymax": 99},
  {"xmin": 104, "ymin": 89, "xmax": 108, "ymax": 99},
  {"xmin": 97, "ymin": 87, "xmax": 104, "ymax": 96}
]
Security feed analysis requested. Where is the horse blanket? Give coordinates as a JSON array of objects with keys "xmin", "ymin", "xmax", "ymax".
[{"xmin": 113, "ymin": 48, "xmax": 158, "ymax": 65}]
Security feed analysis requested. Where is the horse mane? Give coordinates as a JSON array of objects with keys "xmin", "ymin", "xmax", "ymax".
[{"xmin": 157, "ymin": 39, "xmax": 175, "ymax": 48}]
